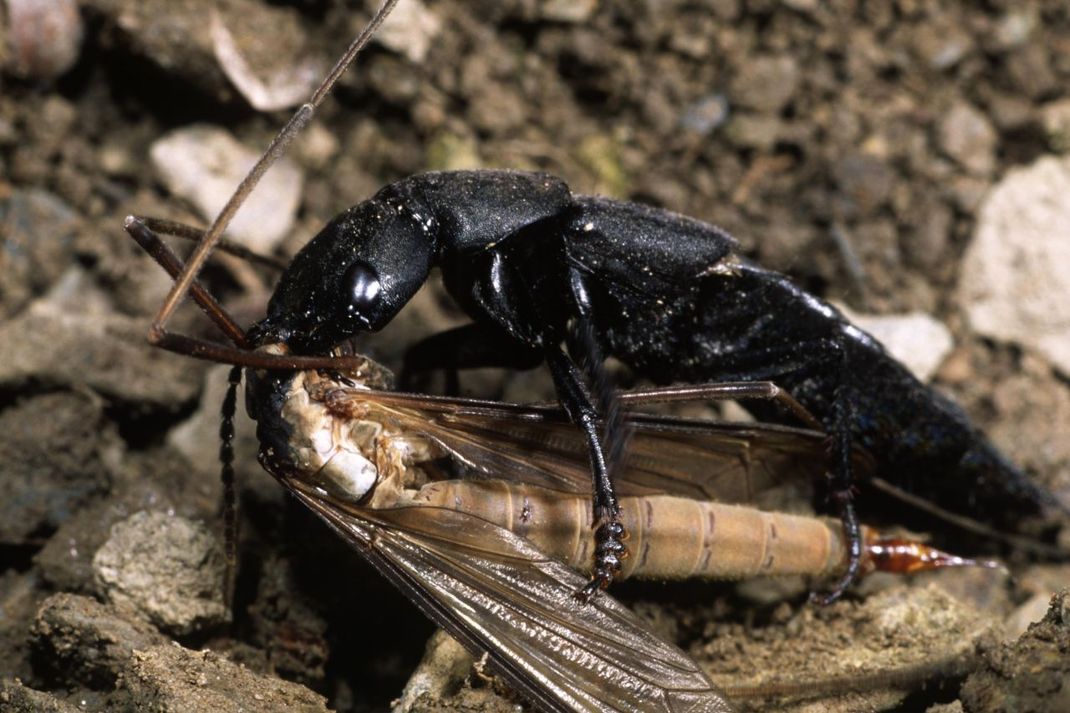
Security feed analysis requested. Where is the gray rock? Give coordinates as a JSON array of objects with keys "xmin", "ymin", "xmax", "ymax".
[
  {"xmin": 840, "ymin": 309, "xmax": 954, "ymax": 382},
  {"xmin": 725, "ymin": 114, "xmax": 783, "ymax": 151},
  {"xmin": 2, "ymin": 0, "xmax": 83, "ymax": 80},
  {"xmin": 730, "ymin": 55, "xmax": 799, "ymax": 114},
  {"xmin": 0, "ymin": 188, "xmax": 80, "ymax": 316},
  {"xmin": 680, "ymin": 94, "xmax": 730, "ymax": 135},
  {"xmin": 912, "ymin": 19, "xmax": 973, "ymax": 70},
  {"xmin": 30, "ymin": 593, "xmax": 328, "ymax": 712},
  {"xmin": 833, "ymin": 153, "xmax": 895, "ymax": 216},
  {"xmin": 958, "ymin": 155, "xmax": 1070, "ymax": 377},
  {"xmin": 394, "ymin": 630, "xmax": 474, "ymax": 712},
  {"xmin": 0, "ymin": 297, "xmax": 203, "ymax": 408},
  {"xmin": 209, "ymin": 5, "xmax": 323, "ymax": 111},
  {"xmin": 961, "ymin": 591, "xmax": 1070, "ymax": 713},
  {"xmin": 0, "ymin": 391, "xmax": 118, "ymax": 544},
  {"xmin": 31, "ymin": 592, "xmax": 168, "ymax": 687},
  {"xmin": 938, "ymin": 102, "xmax": 997, "ymax": 176},
  {"xmin": 93, "ymin": 511, "xmax": 228, "ymax": 636},
  {"xmin": 34, "ymin": 446, "xmax": 216, "ymax": 594},
  {"xmin": 150, "ymin": 125, "xmax": 303, "ymax": 254},
  {"xmin": 122, "ymin": 643, "xmax": 328, "ymax": 712},
  {"xmin": 1040, "ymin": 97, "xmax": 1070, "ymax": 153},
  {"xmin": 85, "ymin": 0, "xmax": 318, "ymax": 108},
  {"xmin": 699, "ymin": 585, "xmax": 992, "ymax": 712},
  {"xmin": 168, "ymin": 365, "xmax": 262, "ymax": 485},
  {"xmin": 0, "ymin": 679, "xmax": 83, "ymax": 713},
  {"xmin": 375, "ymin": 0, "xmax": 443, "ymax": 63},
  {"xmin": 993, "ymin": 10, "xmax": 1037, "ymax": 50},
  {"xmin": 0, "ymin": 571, "xmax": 43, "ymax": 682}
]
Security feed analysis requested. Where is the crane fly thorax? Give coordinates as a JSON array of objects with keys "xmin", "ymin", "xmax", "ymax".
[{"xmin": 246, "ymin": 347, "xmax": 436, "ymax": 508}]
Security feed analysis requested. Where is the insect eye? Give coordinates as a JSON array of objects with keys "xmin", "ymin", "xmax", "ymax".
[{"xmin": 342, "ymin": 261, "xmax": 382, "ymax": 315}]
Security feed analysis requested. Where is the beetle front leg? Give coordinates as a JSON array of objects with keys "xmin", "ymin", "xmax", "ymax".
[{"xmin": 545, "ymin": 348, "xmax": 628, "ymax": 602}]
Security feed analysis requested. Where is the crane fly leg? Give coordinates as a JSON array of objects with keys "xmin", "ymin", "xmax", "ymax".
[
  {"xmin": 133, "ymin": 216, "xmax": 288, "ymax": 271},
  {"xmin": 124, "ymin": 216, "xmax": 251, "ymax": 348},
  {"xmin": 618, "ymin": 381, "xmax": 821, "ymax": 430},
  {"xmin": 126, "ymin": 218, "xmax": 378, "ymax": 371}
]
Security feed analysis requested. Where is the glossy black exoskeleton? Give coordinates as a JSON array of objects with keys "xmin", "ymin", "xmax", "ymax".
[
  {"xmin": 125, "ymin": 0, "xmax": 1063, "ymax": 602},
  {"xmin": 242, "ymin": 168, "xmax": 1065, "ymax": 599}
]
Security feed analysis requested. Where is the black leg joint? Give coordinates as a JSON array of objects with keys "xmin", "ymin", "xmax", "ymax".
[{"xmin": 575, "ymin": 521, "xmax": 628, "ymax": 603}]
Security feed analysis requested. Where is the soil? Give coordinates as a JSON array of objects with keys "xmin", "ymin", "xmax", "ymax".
[{"xmin": 1, "ymin": 1, "xmax": 1069, "ymax": 712}]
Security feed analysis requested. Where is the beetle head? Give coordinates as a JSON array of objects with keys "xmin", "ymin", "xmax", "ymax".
[{"xmin": 251, "ymin": 198, "xmax": 435, "ymax": 354}]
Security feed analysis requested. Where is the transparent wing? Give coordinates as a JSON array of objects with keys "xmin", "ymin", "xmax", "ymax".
[
  {"xmin": 329, "ymin": 388, "xmax": 848, "ymax": 502},
  {"xmin": 284, "ymin": 478, "xmax": 736, "ymax": 713}
]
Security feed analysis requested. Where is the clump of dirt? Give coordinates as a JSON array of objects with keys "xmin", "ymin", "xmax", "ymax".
[
  {"xmin": 961, "ymin": 590, "xmax": 1070, "ymax": 712},
  {"xmin": 1, "ymin": 0, "xmax": 1068, "ymax": 711}
]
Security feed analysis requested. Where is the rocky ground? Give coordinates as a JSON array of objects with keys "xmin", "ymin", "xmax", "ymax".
[{"xmin": 1, "ymin": 0, "xmax": 1069, "ymax": 711}]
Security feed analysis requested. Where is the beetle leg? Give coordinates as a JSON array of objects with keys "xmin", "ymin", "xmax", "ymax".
[
  {"xmin": 811, "ymin": 386, "xmax": 864, "ymax": 605},
  {"xmin": 399, "ymin": 323, "xmax": 544, "ymax": 392},
  {"xmin": 545, "ymin": 348, "xmax": 628, "ymax": 601},
  {"xmin": 674, "ymin": 336, "xmax": 869, "ymax": 600}
]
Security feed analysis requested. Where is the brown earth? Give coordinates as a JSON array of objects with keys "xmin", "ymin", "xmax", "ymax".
[{"xmin": 1, "ymin": 1, "xmax": 1068, "ymax": 711}]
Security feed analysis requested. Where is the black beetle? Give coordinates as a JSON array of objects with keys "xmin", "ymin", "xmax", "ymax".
[
  {"xmin": 125, "ymin": 0, "xmax": 1066, "ymax": 603},
  {"xmin": 130, "ymin": 166, "xmax": 1066, "ymax": 601},
  {"xmin": 242, "ymin": 168, "xmax": 1068, "ymax": 598}
]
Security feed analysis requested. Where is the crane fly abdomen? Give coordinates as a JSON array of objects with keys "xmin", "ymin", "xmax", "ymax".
[{"xmin": 415, "ymin": 480, "xmax": 847, "ymax": 581}]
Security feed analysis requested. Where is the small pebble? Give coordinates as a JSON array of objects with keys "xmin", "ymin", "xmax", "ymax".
[
  {"xmin": 375, "ymin": 0, "xmax": 442, "ymax": 64},
  {"xmin": 725, "ymin": 114, "xmax": 782, "ymax": 151},
  {"xmin": 92, "ymin": 511, "xmax": 228, "ymax": 636},
  {"xmin": 839, "ymin": 308, "xmax": 954, "ymax": 382},
  {"xmin": 3, "ymin": 0, "xmax": 83, "ymax": 80},
  {"xmin": 211, "ymin": 9, "xmax": 323, "ymax": 111},
  {"xmin": 729, "ymin": 55, "xmax": 799, "ymax": 114},
  {"xmin": 958, "ymin": 155, "xmax": 1070, "ymax": 377},
  {"xmin": 538, "ymin": 0, "xmax": 598, "ymax": 23},
  {"xmin": 149, "ymin": 124, "xmax": 303, "ymax": 254},
  {"xmin": 938, "ymin": 102, "xmax": 997, "ymax": 176},
  {"xmin": 680, "ymin": 94, "xmax": 730, "ymax": 135},
  {"xmin": 1040, "ymin": 97, "xmax": 1070, "ymax": 153},
  {"xmin": 993, "ymin": 10, "xmax": 1037, "ymax": 50},
  {"xmin": 0, "ymin": 188, "xmax": 81, "ymax": 316}
]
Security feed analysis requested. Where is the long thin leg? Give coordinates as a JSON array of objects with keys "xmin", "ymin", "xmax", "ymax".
[
  {"xmin": 136, "ymin": 216, "xmax": 288, "ymax": 271},
  {"xmin": 544, "ymin": 348, "xmax": 627, "ymax": 601},
  {"xmin": 219, "ymin": 365, "xmax": 242, "ymax": 611},
  {"xmin": 618, "ymin": 381, "xmax": 821, "ymax": 430},
  {"xmin": 127, "ymin": 217, "xmax": 382, "ymax": 371},
  {"xmin": 142, "ymin": 0, "xmax": 402, "ymax": 350},
  {"xmin": 125, "ymin": 216, "xmax": 251, "ymax": 348},
  {"xmin": 811, "ymin": 380, "xmax": 864, "ymax": 605}
]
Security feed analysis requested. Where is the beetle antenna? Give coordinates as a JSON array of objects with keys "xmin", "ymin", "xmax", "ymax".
[
  {"xmin": 147, "ymin": 0, "xmax": 402, "ymax": 345},
  {"xmin": 220, "ymin": 365, "xmax": 243, "ymax": 612}
]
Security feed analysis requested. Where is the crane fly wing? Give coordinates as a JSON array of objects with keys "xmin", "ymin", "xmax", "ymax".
[
  {"xmin": 590, "ymin": 414, "xmax": 833, "ymax": 501},
  {"xmin": 284, "ymin": 479, "xmax": 735, "ymax": 713},
  {"xmin": 329, "ymin": 388, "xmax": 843, "ymax": 502}
]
